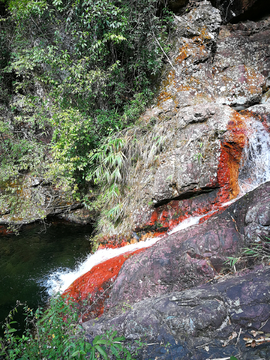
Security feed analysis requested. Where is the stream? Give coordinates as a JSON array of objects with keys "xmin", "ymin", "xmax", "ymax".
[
  {"xmin": 1, "ymin": 119, "xmax": 270, "ymax": 336},
  {"xmin": 0, "ymin": 220, "xmax": 92, "ymax": 334}
]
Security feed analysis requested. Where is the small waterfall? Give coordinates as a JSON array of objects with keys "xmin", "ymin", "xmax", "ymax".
[
  {"xmin": 48, "ymin": 210, "xmax": 213, "ymax": 295},
  {"xmin": 47, "ymin": 120, "xmax": 270, "ymax": 298},
  {"xmin": 47, "ymin": 236, "xmax": 161, "ymax": 295},
  {"xmin": 239, "ymin": 120, "xmax": 270, "ymax": 193}
]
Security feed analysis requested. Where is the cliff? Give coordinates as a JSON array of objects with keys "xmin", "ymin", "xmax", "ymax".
[{"xmin": 77, "ymin": 1, "xmax": 270, "ymax": 358}]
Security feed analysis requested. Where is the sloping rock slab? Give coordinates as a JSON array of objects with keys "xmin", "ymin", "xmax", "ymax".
[
  {"xmin": 104, "ymin": 182, "xmax": 270, "ymax": 314},
  {"xmin": 84, "ymin": 266, "xmax": 270, "ymax": 359}
]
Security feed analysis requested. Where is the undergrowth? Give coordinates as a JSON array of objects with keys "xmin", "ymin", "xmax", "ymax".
[
  {"xmin": 0, "ymin": 0, "xmax": 175, "ymax": 231},
  {"xmin": 85, "ymin": 120, "xmax": 170, "ymax": 235},
  {"xmin": 225, "ymin": 235, "xmax": 270, "ymax": 273},
  {"xmin": 0, "ymin": 295, "xmax": 142, "ymax": 359}
]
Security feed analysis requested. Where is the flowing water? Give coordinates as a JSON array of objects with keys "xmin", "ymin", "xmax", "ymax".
[
  {"xmin": 49, "ymin": 213, "xmax": 225, "ymax": 295},
  {"xmin": 48, "ymin": 121, "xmax": 270, "ymax": 298},
  {"xmin": 1, "ymin": 120, "xmax": 270, "ymax": 335},
  {"xmin": 239, "ymin": 120, "xmax": 270, "ymax": 193},
  {"xmin": 49, "ymin": 236, "xmax": 161, "ymax": 294},
  {"xmin": 0, "ymin": 220, "xmax": 92, "ymax": 333}
]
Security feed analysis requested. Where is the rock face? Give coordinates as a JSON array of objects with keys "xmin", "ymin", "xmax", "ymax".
[
  {"xmin": 0, "ymin": 175, "xmax": 93, "ymax": 225},
  {"xmin": 80, "ymin": 2, "xmax": 270, "ymax": 358},
  {"xmin": 158, "ymin": 1, "xmax": 269, "ymax": 111},
  {"xmin": 105, "ymin": 182, "xmax": 270, "ymax": 312},
  {"xmin": 99, "ymin": 0, "xmax": 270, "ymax": 237},
  {"xmin": 149, "ymin": 105, "xmax": 243, "ymax": 203},
  {"xmin": 83, "ymin": 182, "xmax": 270, "ymax": 359},
  {"xmin": 84, "ymin": 266, "xmax": 270, "ymax": 359}
]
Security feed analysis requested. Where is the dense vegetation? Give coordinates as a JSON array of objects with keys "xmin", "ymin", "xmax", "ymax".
[
  {"xmin": 0, "ymin": 295, "xmax": 144, "ymax": 359},
  {"xmin": 0, "ymin": 0, "xmax": 173, "ymax": 228},
  {"xmin": 0, "ymin": 3, "xmax": 173, "ymax": 355}
]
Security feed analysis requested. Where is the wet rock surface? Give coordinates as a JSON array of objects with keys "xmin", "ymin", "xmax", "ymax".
[
  {"xmin": 83, "ymin": 182, "xmax": 270, "ymax": 358},
  {"xmin": 105, "ymin": 182, "xmax": 270, "ymax": 312}
]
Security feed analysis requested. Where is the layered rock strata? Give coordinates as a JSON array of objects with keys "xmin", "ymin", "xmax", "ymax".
[
  {"xmin": 83, "ymin": 182, "xmax": 270, "ymax": 359},
  {"xmin": 78, "ymin": 2, "xmax": 270, "ymax": 358}
]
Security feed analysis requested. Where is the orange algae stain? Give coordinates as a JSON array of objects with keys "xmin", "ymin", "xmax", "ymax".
[
  {"xmin": 62, "ymin": 248, "xmax": 146, "ymax": 320},
  {"xmin": 174, "ymin": 83, "xmax": 198, "ymax": 93},
  {"xmin": 217, "ymin": 112, "xmax": 250, "ymax": 201},
  {"xmin": 199, "ymin": 26, "xmax": 212, "ymax": 40},
  {"xmin": 157, "ymin": 90, "xmax": 173, "ymax": 105},
  {"xmin": 144, "ymin": 112, "xmax": 253, "ymax": 232},
  {"xmin": 175, "ymin": 46, "xmax": 189, "ymax": 64},
  {"xmin": 156, "ymin": 70, "xmax": 176, "ymax": 107},
  {"xmin": 97, "ymin": 240, "xmax": 129, "ymax": 250},
  {"xmin": 244, "ymin": 66, "xmax": 264, "ymax": 95}
]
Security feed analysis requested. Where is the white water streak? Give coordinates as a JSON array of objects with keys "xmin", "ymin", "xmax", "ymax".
[
  {"xmin": 48, "ymin": 236, "xmax": 161, "ymax": 295},
  {"xmin": 48, "ymin": 210, "xmax": 208, "ymax": 295},
  {"xmin": 48, "ymin": 120, "xmax": 270, "ymax": 296},
  {"xmin": 168, "ymin": 216, "xmax": 203, "ymax": 234},
  {"xmin": 239, "ymin": 120, "xmax": 270, "ymax": 193}
]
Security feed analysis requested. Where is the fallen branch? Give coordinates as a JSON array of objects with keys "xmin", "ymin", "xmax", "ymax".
[
  {"xmin": 152, "ymin": 32, "xmax": 179, "ymax": 76},
  {"xmin": 244, "ymin": 334, "xmax": 270, "ymax": 348},
  {"xmin": 236, "ymin": 328, "xmax": 242, "ymax": 344}
]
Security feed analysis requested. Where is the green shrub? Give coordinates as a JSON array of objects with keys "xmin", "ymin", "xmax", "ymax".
[
  {"xmin": 0, "ymin": 296, "xmax": 137, "ymax": 359},
  {"xmin": 1, "ymin": 0, "xmax": 173, "ymax": 179},
  {"xmin": 225, "ymin": 236, "xmax": 270, "ymax": 273}
]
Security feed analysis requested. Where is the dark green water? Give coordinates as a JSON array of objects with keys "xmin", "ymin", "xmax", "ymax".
[{"xmin": 0, "ymin": 220, "xmax": 92, "ymax": 334}]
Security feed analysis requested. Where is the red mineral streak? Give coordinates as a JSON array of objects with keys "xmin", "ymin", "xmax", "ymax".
[
  {"xmin": 64, "ymin": 113, "xmax": 253, "ymax": 320},
  {"xmin": 145, "ymin": 112, "xmax": 251, "ymax": 232},
  {"xmin": 217, "ymin": 112, "xmax": 249, "ymax": 201},
  {"xmin": 146, "ymin": 195, "xmax": 221, "ymax": 233},
  {"xmin": 0, "ymin": 225, "xmax": 14, "ymax": 235},
  {"xmin": 63, "ymin": 248, "xmax": 146, "ymax": 320}
]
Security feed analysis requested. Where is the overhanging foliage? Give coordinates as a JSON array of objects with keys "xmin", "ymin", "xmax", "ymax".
[{"xmin": 0, "ymin": 0, "xmax": 173, "ymax": 225}]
